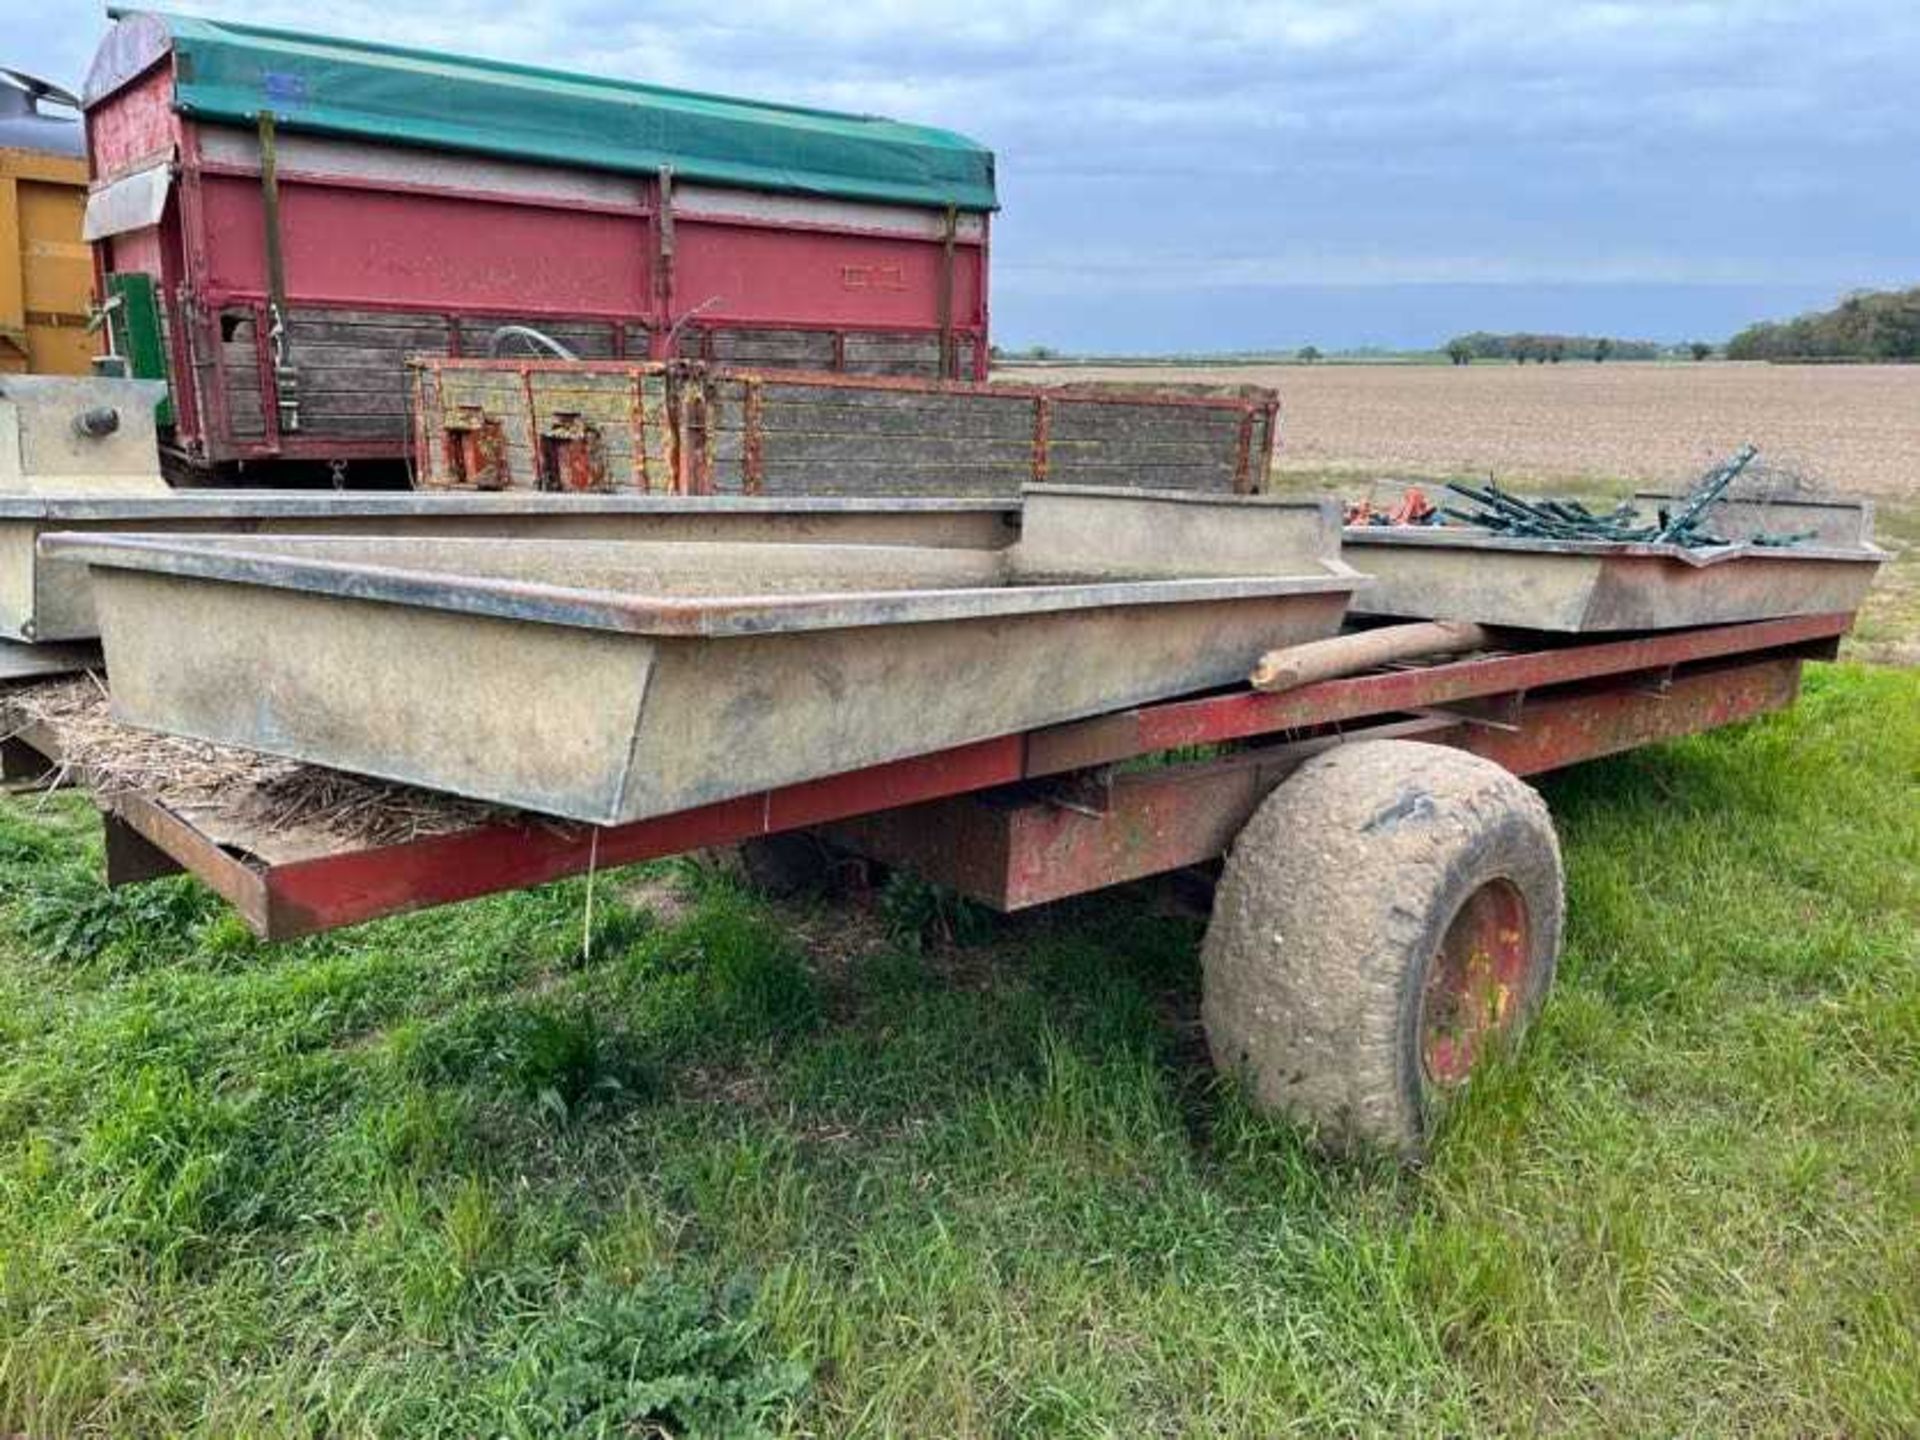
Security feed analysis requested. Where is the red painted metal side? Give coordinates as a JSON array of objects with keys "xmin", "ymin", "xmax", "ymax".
[
  {"xmin": 86, "ymin": 62, "xmax": 176, "ymax": 179},
  {"xmin": 101, "ymin": 224, "xmax": 162, "ymax": 276},
  {"xmin": 832, "ymin": 657, "xmax": 1806, "ymax": 910},
  {"xmin": 196, "ymin": 173, "xmax": 654, "ymax": 314},
  {"xmin": 670, "ymin": 217, "xmax": 983, "ymax": 331},
  {"xmin": 1025, "ymin": 611, "xmax": 1850, "ymax": 775},
  {"xmin": 1443, "ymin": 656, "xmax": 1803, "ymax": 775},
  {"xmin": 258, "ymin": 735, "xmax": 1024, "ymax": 938},
  {"xmin": 83, "ymin": 59, "xmax": 990, "ymax": 469},
  {"xmin": 84, "ymin": 61, "xmax": 190, "ymax": 425}
]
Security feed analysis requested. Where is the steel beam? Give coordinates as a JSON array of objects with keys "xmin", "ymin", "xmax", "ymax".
[
  {"xmin": 828, "ymin": 657, "xmax": 1804, "ymax": 910},
  {"xmin": 1024, "ymin": 611, "xmax": 1847, "ymax": 775}
]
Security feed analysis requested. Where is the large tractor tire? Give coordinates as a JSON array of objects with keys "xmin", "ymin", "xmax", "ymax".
[{"xmin": 1201, "ymin": 740, "xmax": 1563, "ymax": 1160}]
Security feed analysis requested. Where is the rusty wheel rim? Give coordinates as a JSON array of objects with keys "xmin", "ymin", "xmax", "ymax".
[{"xmin": 1422, "ymin": 878, "xmax": 1530, "ymax": 1088}]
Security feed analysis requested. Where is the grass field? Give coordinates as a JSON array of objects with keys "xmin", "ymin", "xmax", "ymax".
[{"xmin": 2, "ymin": 658, "xmax": 1917, "ymax": 1437}]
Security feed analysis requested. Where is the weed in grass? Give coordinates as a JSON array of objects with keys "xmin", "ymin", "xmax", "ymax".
[
  {"xmin": 876, "ymin": 870, "xmax": 996, "ymax": 950},
  {"xmin": 11, "ymin": 868, "xmax": 222, "ymax": 972},
  {"xmin": 621, "ymin": 888, "xmax": 822, "ymax": 1056},
  {"xmin": 502, "ymin": 1275, "xmax": 808, "ymax": 1440},
  {"xmin": 393, "ymin": 993, "xmax": 653, "ymax": 1120},
  {"xmin": 0, "ymin": 803, "xmax": 67, "ymax": 867}
]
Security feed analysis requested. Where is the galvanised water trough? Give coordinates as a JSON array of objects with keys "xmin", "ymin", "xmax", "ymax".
[
  {"xmin": 1346, "ymin": 493, "xmax": 1884, "ymax": 631},
  {"xmin": 46, "ymin": 487, "xmax": 1360, "ymax": 823},
  {"xmin": 2, "ymin": 491, "xmax": 1015, "ymax": 643}
]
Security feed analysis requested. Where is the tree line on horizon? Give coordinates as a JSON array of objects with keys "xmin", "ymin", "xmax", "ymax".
[
  {"xmin": 990, "ymin": 284, "xmax": 1918, "ymax": 364},
  {"xmin": 1440, "ymin": 332, "xmax": 1676, "ymax": 365},
  {"xmin": 1725, "ymin": 285, "xmax": 1920, "ymax": 362}
]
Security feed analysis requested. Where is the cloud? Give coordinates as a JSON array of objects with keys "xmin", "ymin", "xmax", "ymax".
[{"xmin": 14, "ymin": 0, "xmax": 1919, "ymax": 347}]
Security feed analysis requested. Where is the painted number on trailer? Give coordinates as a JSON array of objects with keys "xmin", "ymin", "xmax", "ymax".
[{"xmin": 841, "ymin": 264, "xmax": 908, "ymax": 291}]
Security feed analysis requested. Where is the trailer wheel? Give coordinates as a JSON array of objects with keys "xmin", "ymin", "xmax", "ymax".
[{"xmin": 1201, "ymin": 740, "xmax": 1562, "ymax": 1160}]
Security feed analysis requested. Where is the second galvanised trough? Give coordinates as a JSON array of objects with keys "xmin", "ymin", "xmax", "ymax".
[
  {"xmin": 1345, "ymin": 470, "xmax": 1884, "ymax": 632},
  {"xmin": 46, "ymin": 487, "xmax": 1360, "ymax": 824}
]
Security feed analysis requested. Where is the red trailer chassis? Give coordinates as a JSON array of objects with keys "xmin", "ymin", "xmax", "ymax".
[{"xmin": 2, "ymin": 612, "xmax": 1846, "ymax": 942}]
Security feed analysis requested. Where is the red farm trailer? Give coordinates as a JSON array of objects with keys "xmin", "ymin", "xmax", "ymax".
[{"xmin": 78, "ymin": 11, "xmax": 996, "ymax": 476}]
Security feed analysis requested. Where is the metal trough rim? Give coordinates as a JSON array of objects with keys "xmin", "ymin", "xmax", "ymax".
[
  {"xmin": 42, "ymin": 532, "xmax": 1365, "ymax": 640},
  {"xmin": 1342, "ymin": 525, "xmax": 1886, "ymax": 569},
  {"xmin": 0, "ymin": 491, "xmax": 1021, "ymax": 521}
]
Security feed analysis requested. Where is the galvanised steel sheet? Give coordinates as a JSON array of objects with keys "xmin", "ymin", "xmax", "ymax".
[
  {"xmin": 0, "ymin": 490, "xmax": 1016, "ymax": 642},
  {"xmin": 1345, "ymin": 528, "xmax": 1884, "ymax": 631},
  {"xmin": 49, "ymin": 488, "xmax": 1358, "ymax": 823}
]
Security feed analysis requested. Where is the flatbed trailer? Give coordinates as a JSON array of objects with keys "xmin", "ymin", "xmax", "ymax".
[{"xmin": 2, "ymin": 608, "xmax": 1848, "ymax": 1155}]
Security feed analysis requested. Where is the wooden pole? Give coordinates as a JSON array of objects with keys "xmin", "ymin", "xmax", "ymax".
[{"xmin": 1250, "ymin": 621, "xmax": 1491, "ymax": 693}]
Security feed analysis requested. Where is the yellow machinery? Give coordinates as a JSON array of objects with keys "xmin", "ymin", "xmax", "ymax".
[{"xmin": 1, "ymin": 71, "xmax": 90, "ymax": 376}]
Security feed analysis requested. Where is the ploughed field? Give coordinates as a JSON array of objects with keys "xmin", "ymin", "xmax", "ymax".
[{"xmin": 1011, "ymin": 359, "xmax": 1920, "ymax": 498}]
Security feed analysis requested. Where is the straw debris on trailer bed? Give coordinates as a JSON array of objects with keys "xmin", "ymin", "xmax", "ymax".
[{"xmin": 4, "ymin": 678, "xmax": 522, "ymax": 850}]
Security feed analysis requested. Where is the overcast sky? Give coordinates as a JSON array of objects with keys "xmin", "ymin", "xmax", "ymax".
[{"xmin": 15, "ymin": 1, "xmax": 1919, "ymax": 352}]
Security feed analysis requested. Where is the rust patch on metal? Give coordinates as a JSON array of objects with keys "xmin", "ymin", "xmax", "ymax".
[
  {"xmin": 409, "ymin": 362, "xmax": 430, "ymax": 483},
  {"xmin": 1234, "ymin": 409, "xmax": 1257, "ymax": 493},
  {"xmin": 520, "ymin": 366, "xmax": 541, "ymax": 488},
  {"xmin": 537, "ymin": 411, "xmax": 610, "ymax": 493},
  {"xmin": 742, "ymin": 378, "xmax": 765, "ymax": 495},
  {"xmin": 627, "ymin": 367, "xmax": 651, "ymax": 491},
  {"xmin": 1031, "ymin": 394, "xmax": 1052, "ymax": 484},
  {"xmin": 689, "ymin": 376, "xmax": 715, "ymax": 494},
  {"xmin": 441, "ymin": 404, "xmax": 509, "ymax": 489},
  {"xmin": 1422, "ymin": 879, "xmax": 1529, "ymax": 1086}
]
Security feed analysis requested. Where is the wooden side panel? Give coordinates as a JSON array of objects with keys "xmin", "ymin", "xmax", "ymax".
[
  {"xmin": 697, "ymin": 328, "xmax": 839, "ymax": 368},
  {"xmin": 454, "ymin": 315, "xmax": 621, "ymax": 360},
  {"xmin": 676, "ymin": 326, "xmax": 952, "ymax": 378},
  {"xmin": 1045, "ymin": 400, "xmax": 1251, "ymax": 489},
  {"xmin": 411, "ymin": 360, "xmax": 1270, "ymax": 497},
  {"xmin": 707, "ymin": 381, "xmax": 1033, "ymax": 495},
  {"xmin": 220, "ymin": 312, "xmax": 265, "ymax": 439},
  {"xmin": 280, "ymin": 308, "xmax": 450, "ymax": 443},
  {"xmin": 842, "ymin": 331, "xmax": 944, "ymax": 377}
]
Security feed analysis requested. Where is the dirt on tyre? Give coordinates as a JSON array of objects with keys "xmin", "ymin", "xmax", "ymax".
[{"xmin": 1201, "ymin": 739, "xmax": 1563, "ymax": 1160}]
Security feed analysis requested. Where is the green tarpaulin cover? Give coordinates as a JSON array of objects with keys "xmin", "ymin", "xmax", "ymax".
[{"xmin": 106, "ymin": 10, "xmax": 996, "ymax": 211}]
